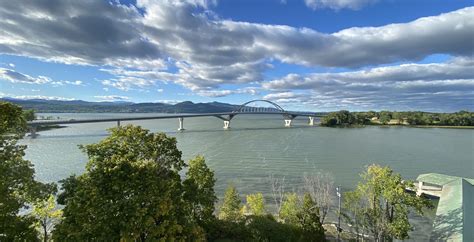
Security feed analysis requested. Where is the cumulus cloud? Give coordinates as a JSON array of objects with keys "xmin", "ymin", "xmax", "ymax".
[
  {"xmin": 262, "ymin": 57, "xmax": 474, "ymax": 111},
  {"xmin": 0, "ymin": 93, "xmax": 76, "ymax": 101},
  {"xmin": 263, "ymin": 57, "xmax": 474, "ymax": 90},
  {"xmin": 304, "ymin": 0, "xmax": 377, "ymax": 10},
  {"xmin": 0, "ymin": 68, "xmax": 51, "ymax": 84},
  {"xmin": 94, "ymin": 95, "xmax": 130, "ymax": 102},
  {"xmin": 1, "ymin": 0, "xmax": 473, "ymax": 96},
  {"xmin": 0, "ymin": 68, "xmax": 85, "ymax": 86},
  {"xmin": 197, "ymin": 87, "xmax": 259, "ymax": 97}
]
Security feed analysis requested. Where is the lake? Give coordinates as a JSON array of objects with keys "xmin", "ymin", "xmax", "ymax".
[{"xmin": 22, "ymin": 113, "xmax": 474, "ymax": 241}]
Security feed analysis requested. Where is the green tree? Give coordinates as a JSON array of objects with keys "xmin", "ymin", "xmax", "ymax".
[
  {"xmin": 32, "ymin": 194, "xmax": 62, "ymax": 242},
  {"xmin": 23, "ymin": 109, "xmax": 36, "ymax": 121},
  {"xmin": 219, "ymin": 184, "xmax": 243, "ymax": 222},
  {"xmin": 379, "ymin": 111, "xmax": 392, "ymax": 124},
  {"xmin": 0, "ymin": 102, "xmax": 55, "ymax": 241},
  {"xmin": 345, "ymin": 164, "xmax": 431, "ymax": 241},
  {"xmin": 342, "ymin": 190, "xmax": 369, "ymax": 241},
  {"xmin": 246, "ymin": 193, "xmax": 266, "ymax": 216},
  {"xmin": 298, "ymin": 193, "xmax": 325, "ymax": 241},
  {"xmin": 53, "ymin": 125, "xmax": 204, "ymax": 241},
  {"xmin": 279, "ymin": 193, "xmax": 300, "ymax": 224},
  {"xmin": 183, "ymin": 155, "xmax": 217, "ymax": 224}
]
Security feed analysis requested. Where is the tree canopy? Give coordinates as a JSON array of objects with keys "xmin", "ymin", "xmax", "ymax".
[
  {"xmin": 53, "ymin": 125, "xmax": 205, "ymax": 241},
  {"xmin": 0, "ymin": 102, "xmax": 55, "ymax": 241},
  {"xmin": 344, "ymin": 164, "xmax": 432, "ymax": 241}
]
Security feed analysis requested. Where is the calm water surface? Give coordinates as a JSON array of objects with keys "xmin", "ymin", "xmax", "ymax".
[{"xmin": 23, "ymin": 113, "xmax": 474, "ymax": 241}]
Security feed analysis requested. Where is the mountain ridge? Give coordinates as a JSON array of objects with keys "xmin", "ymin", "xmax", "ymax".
[{"xmin": 0, "ymin": 98, "xmax": 241, "ymax": 113}]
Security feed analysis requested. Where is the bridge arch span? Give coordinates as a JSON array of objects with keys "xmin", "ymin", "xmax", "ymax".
[{"xmin": 233, "ymin": 99, "xmax": 286, "ymax": 113}]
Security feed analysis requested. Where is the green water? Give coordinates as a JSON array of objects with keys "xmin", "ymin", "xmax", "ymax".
[{"xmin": 22, "ymin": 113, "xmax": 474, "ymax": 241}]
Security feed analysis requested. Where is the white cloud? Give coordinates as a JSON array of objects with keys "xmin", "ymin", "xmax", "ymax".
[
  {"xmin": 261, "ymin": 58, "xmax": 474, "ymax": 111},
  {"xmin": 263, "ymin": 57, "xmax": 474, "ymax": 90},
  {"xmin": 304, "ymin": 0, "xmax": 377, "ymax": 10},
  {"xmin": 1, "ymin": 1, "xmax": 473, "ymax": 96},
  {"xmin": 0, "ymin": 68, "xmax": 51, "ymax": 84},
  {"xmin": 0, "ymin": 68, "xmax": 86, "ymax": 86},
  {"xmin": 197, "ymin": 87, "xmax": 259, "ymax": 97},
  {"xmin": 8, "ymin": 63, "xmax": 15, "ymax": 67},
  {"xmin": 0, "ymin": 0, "xmax": 473, "ymax": 109},
  {"xmin": 0, "ymin": 93, "xmax": 76, "ymax": 101},
  {"xmin": 94, "ymin": 95, "xmax": 130, "ymax": 102},
  {"xmin": 154, "ymin": 99, "xmax": 181, "ymax": 104}
]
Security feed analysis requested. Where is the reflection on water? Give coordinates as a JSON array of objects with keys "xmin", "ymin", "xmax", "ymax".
[{"xmin": 23, "ymin": 113, "xmax": 473, "ymax": 241}]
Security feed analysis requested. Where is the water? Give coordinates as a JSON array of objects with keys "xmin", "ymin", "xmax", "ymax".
[{"xmin": 23, "ymin": 113, "xmax": 474, "ymax": 240}]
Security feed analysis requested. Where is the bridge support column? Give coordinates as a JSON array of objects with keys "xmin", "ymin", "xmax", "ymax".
[
  {"xmin": 117, "ymin": 120, "xmax": 121, "ymax": 127},
  {"xmin": 284, "ymin": 119, "xmax": 292, "ymax": 127},
  {"xmin": 223, "ymin": 120, "xmax": 230, "ymax": 129},
  {"xmin": 178, "ymin": 117, "xmax": 185, "ymax": 131},
  {"xmin": 308, "ymin": 117, "xmax": 314, "ymax": 126},
  {"xmin": 29, "ymin": 126, "xmax": 37, "ymax": 138}
]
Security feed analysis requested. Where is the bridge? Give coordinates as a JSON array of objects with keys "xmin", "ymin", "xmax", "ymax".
[{"xmin": 27, "ymin": 99, "xmax": 326, "ymax": 137}]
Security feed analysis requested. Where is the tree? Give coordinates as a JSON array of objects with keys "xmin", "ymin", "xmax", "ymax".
[
  {"xmin": 53, "ymin": 125, "xmax": 204, "ymax": 241},
  {"xmin": 344, "ymin": 164, "xmax": 432, "ymax": 241},
  {"xmin": 246, "ymin": 193, "xmax": 266, "ymax": 216},
  {"xmin": 219, "ymin": 184, "xmax": 243, "ymax": 222},
  {"xmin": 0, "ymin": 102, "xmax": 55, "ymax": 241},
  {"xmin": 32, "ymin": 194, "xmax": 62, "ymax": 242},
  {"xmin": 379, "ymin": 111, "xmax": 392, "ymax": 124},
  {"xmin": 321, "ymin": 110, "xmax": 356, "ymax": 126},
  {"xmin": 298, "ymin": 193, "xmax": 325, "ymax": 241},
  {"xmin": 23, "ymin": 109, "xmax": 36, "ymax": 121},
  {"xmin": 183, "ymin": 155, "xmax": 217, "ymax": 224},
  {"xmin": 279, "ymin": 193, "xmax": 300, "ymax": 224},
  {"xmin": 269, "ymin": 174, "xmax": 286, "ymax": 213},
  {"xmin": 303, "ymin": 172, "xmax": 334, "ymax": 224}
]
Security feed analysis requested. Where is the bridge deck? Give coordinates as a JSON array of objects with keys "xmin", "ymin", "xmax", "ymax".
[{"xmin": 28, "ymin": 112, "xmax": 325, "ymax": 126}]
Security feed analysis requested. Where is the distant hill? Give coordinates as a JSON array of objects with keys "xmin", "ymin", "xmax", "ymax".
[{"xmin": 1, "ymin": 98, "xmax": 241, "ymax": 113}]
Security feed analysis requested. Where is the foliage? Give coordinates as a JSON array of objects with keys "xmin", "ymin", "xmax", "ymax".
[
  {"xmin": 23, "ymin": 109, "xmax": 36, "ymax": 121},
  {"xmin": 204, "ymin": 217, "xmax": 251, "ymax": 241},
  {"xmin": 218, "ymin": 184, "xmax": 243, "ymax": 222},
  {"xmin": 183, "ymin": 155, "xmax": 217, "ymax": 224},
  {"xmin": 32, "ymin": 194, "xmax": 62, "ymax": 242},
  {"xmin": 297, "ymin": 193, "xmax": 325, "ymax": 241},
  {"xmin": 321, "ymin": 110, "xmax": 358, "ymax": 126},
  {"xmin": 344, "ymin": 164, "xmax": 432, "ymax": 241},
  {"xmin": 322, "ymin": 110, "xmax": 474, "ymax": 127},
  {"xmin": 0, "ymin": 102, "xmax": 56, "ymax": 241},
  {"xmin": 246, "ymin": 193, "xmax": 266, "ymax": 216},
  {"xmin": 245, "ymin": 214, "xmax": 304, "ymax": 242},
  {"xmin": 279, "ymin": 193, "xmax": 300, "ymax": 225},
  {"xmin": 53, "ymin": 125, "xmax": 205, "ymax": 241}
]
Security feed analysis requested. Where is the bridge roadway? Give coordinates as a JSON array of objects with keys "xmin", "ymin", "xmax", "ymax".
[{"xmin": 27, "ymin": 111, "xmax": 326, "ymax": 137}]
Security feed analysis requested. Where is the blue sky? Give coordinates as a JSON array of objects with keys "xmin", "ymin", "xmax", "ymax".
[{"xmin": 0, "ymin": 0, "xmax": 473, "ymax": 111}]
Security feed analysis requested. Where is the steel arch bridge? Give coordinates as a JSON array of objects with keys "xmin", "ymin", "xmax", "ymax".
[
  {"xmin": 26, "ymin": 99, "xmax": 326, "ymax": 137},
  {"xmin": 233, "ymin": 99, "xmax": 286, "ymax": 113}
]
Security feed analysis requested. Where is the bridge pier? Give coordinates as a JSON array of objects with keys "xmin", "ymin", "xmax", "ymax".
[
  {"xmin": 117, "ymin": 120, "xmax": 121, "ymax": 127},
  {"xmin": 284, "ymin": 119, "xmax": 293, "ymax": 127},
  {"xmin": 178, "ymin": 117, "xmax": 185, "ymax": 131},
  {"xmin": 29, "ymin": 126, "xmax": 37, "ymax": 138},
  {"xmin": 308, "ymin": 117, "xmax": 314, "ymax": 126},
  {"xmin": 223, "ymin": 120, "xmax": 230, "ymax": 129}
]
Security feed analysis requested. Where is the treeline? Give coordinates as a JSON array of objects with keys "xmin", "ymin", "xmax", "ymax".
[
  {"xmin": 321, "ymin": 110, "xmax": 474, "ymax": 126},
  {"xmin": 1, "ymin": 101, "xmax": 432, "ymax": 241}
]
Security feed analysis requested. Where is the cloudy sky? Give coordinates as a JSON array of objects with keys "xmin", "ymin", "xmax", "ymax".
[{"xmin": 0, "ymin": 0, "xmax": 473, "ymax": 111}]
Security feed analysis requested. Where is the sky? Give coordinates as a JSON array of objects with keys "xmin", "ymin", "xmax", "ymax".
[{"xmin": 0, "ymin": 0, "xmax": 473, "ymax": 112}]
